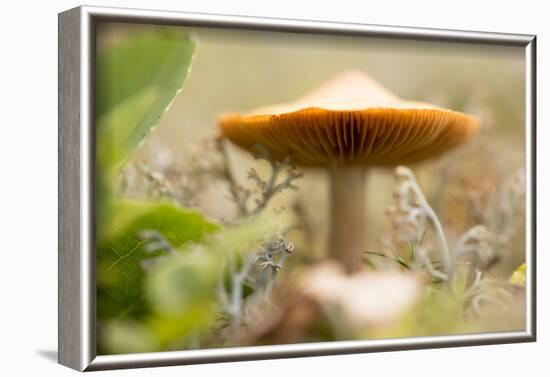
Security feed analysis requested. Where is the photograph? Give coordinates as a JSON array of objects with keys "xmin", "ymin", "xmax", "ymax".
[
  {"xmin": 2, "ymin": 0, "xmax": 548, "ymax": 376},
  {"xmin": 94, "ymin": 20, "xmax": 528, "ymax": 356}
]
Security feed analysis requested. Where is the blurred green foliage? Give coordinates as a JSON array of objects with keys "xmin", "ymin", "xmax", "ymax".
[
  {"xmin": 145, "ymin": 249, "xmax": 220, "ymax": 343},
  {"xmin": 148, "ymin": 219, "xmax": 282, "ymax": 346},
  {"xmin": 388, "ymin": 287, "xmax": 468, "ymax": 337},
  {"xmin": 94, "ymin": 29, "xmax": 222, "ymax": 353},
  {"xmin": 97, "ymin": 200, "xmax": 219, "ymax": 320},
  {"xmin": 509, "ymin": 263, "xmax": 526, "ymax": 286},
  {"xmin": 101, "ymin": 320, "xmax": 160, "ymax": 354},
  {"xmin": 95, "ymin": 30, "xmax": 196, "ymax": 231},
  {"xmin": 96, "ymin": 30, "xmax": 195, "ymax": 168},
  {"xmin": 100, "ymin": 218, "xmax": 283, "ymax": 354}
]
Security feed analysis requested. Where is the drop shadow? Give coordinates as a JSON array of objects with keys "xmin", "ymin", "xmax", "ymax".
[{"xmin": 36, "ymin": 349, "xmax": 58, "ymax": 363}]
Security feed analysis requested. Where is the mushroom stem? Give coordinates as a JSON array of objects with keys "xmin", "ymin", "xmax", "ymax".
[{"xmin": 329, "ymin": 165, "xmax": 367, "ymax": 273}]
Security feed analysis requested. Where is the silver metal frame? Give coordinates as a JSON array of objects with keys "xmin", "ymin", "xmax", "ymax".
[{"xmin": 58, "ymin": 5, "xmax": 537, "ymax": 372}]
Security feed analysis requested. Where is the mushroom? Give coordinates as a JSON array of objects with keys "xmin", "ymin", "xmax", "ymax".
[{"xmin": 218, "ymin": 71, "xmax": 479, "ymax": 273}]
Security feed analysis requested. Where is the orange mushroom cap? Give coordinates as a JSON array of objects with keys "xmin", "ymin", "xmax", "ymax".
[{"xmin": 218, "ymin": 71, "xmax": 480, "ymax": 167}]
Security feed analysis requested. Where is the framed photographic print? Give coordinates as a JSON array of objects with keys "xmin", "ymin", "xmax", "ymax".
[{"xmin": 58, "ymin": 6, "xmax": 536, "ymax": 371}]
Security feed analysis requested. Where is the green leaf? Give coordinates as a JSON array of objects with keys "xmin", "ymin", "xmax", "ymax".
[
  {"xmin": 146, "ymin": 247, "xmax": 219, "ymax": 316},
  {"xmin": 364, "ymin": 251, "xmax": 411, "ymax": 270},
  {"xmin": 408, "ymin": 241, "xmax": 415, "ymax": 262},
  {"xmin": 97, "ymin": 200, "xmax": 219, "ymax": 320},
  {"xmin": 96, "ymin": 30, "xmax": 195, "ymax": 168},
  {"xmin": 100, "ymin": 320, "xmax": 159, "ymax": 355},
  {"xmin": 509, "ymin": 263, "xmax": 526, "ymax": 286},
  {"xmin": 144, "ymin": 249, "xmax": 220, "ymax": 345}
]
